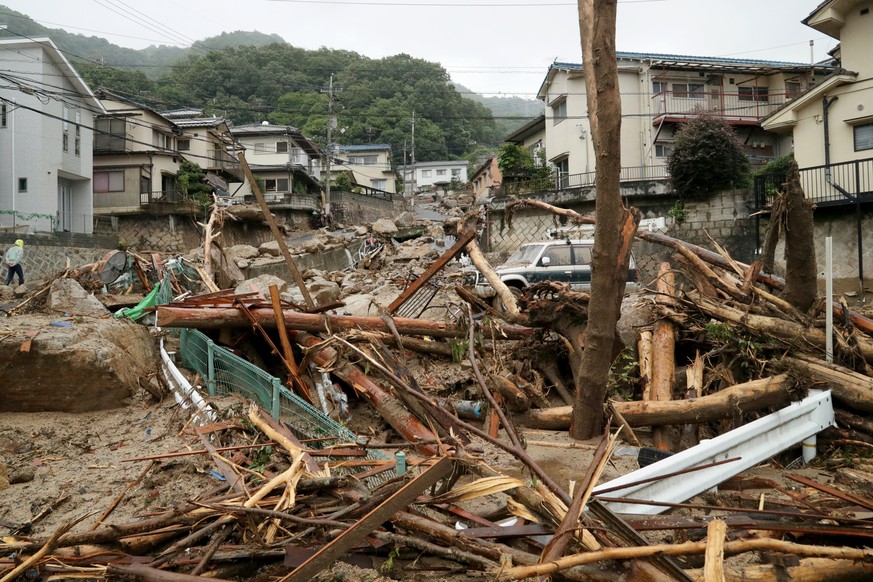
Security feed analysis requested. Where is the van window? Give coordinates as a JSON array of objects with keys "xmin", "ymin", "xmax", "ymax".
[
  {"xmin": 572, "ymin": 245, "xmax": 592, "ymax": 266},
  {"xmin": 542, "ymin": 245, "xmax": 572, "ymax": 266}
]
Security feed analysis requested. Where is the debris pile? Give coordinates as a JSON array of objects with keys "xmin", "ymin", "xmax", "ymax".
[{"xmin": 5, "ymin": 202, "xmax": 873, "ymax": 581}]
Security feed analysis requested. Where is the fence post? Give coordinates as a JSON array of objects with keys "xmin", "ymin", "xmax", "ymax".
[
  {"xmin": 206, "ymin": 339, "xmax": 217, "ymax": 396},
  {"xmin": 271, "ymin": 378, "xmax": 282, "ymax": 419}
]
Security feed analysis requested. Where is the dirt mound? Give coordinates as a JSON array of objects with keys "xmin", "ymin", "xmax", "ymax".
[{"xmin": 0, "ymin": 315, "xmax": 157, "ymax": 413}]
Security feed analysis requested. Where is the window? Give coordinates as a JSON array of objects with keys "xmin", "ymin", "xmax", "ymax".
[
  {"xmin": 554, "ymin": 157, "xmax": 569, "ymax": 188},
  {"xmin": 542, "ymin": 245, "xmax": 572, "ymax": 266},
  {"xmin": 1, "ymin": 103, "xmax": 5, "ymax": 127},
  {"xmin": 62, "ymin": 105, "xmax": 70, "ymax": 152},
  {"xmin": 552, "ymin": 98, "xmax": 568, "ymax": 124},
  {"xmin": 94, "ymin": 170, "xmax": 125, "ymax": 193},
  {"xmin": 652, "ymin": 81, "xmax": 667, "ymax": 95},
  {"xmin": 18, "ymin": 177, "xmax": 27, "ymax": 192},
  {"xmin": 738, "ymin": 87, "xmax": 769, "ymax": 102},
  {"xmin": 276, "ymin": 141, "xmax": 288, "ymax": 153},
  {"xmin": 153, "ymin": 130, "xmax": 173, "ymax": 150},
  {"xmin": 572, "ymin": 245, "xmax": 593, "ymax": 266},
  {"xmin": 178, "ymin": 139, "xmax": 191, "ymax": 151},
  {"xmin": 855, "ymin": 123, "xmax": 873, "ymax": 152},
  {"xmin": 265, "ymin": 178, "xmax": 289, "ymax": 191},
  {"xmin": 254, "ymin": 143, "xmax": 267, "ymax": 153},
  {"xmin": 350, "ymin": 155, "xmax": 378, "ymax": 165},
  {"xmin": 451, "ymin": 168, "xmax": 461, "ymax": 177},
  {"xmin": 75, "ymin": 111, "xmax": 81, "ymax": 156},
  {"xmin": 673, "ymin": 83, "xmax": 704, "ymax": 99},
  {"xmin": 786, "ymin": 81, "xmax": 802, "ymax": 100},
  {"xmin": 437, "ymin": 169, "xmax": 446, "ymax": 176},
  {"xmin": 371, "ymin": 179, "xmax": 387, "ymax": 190},
  {"xmin": 422, "ymin": 170, "xmax": 432, "ymax": 177},
  {"xmin": 655, "ymin": 144, "xmax": 672, "ymax": 158},
  {"xmin": 95, "ymin": 118, "xmax": 126, "ymax": 151}
]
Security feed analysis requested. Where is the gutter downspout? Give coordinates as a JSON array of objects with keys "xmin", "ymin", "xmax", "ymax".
[{"xmin": 823, "ymin": 95, "xmax": 864, "ymax": 297}]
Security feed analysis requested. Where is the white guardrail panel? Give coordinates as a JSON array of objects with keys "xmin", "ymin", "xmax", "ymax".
[{"xmin": 593, "ymin": 390, "xmax": 835, "ymax": 515}]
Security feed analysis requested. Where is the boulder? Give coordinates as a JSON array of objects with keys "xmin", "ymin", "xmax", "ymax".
[
  {"xmin": 341, "ymin": 293, "xmax": 378, "ymax": 317},
  {"xmin": 309, "ymin": 276, "xmax": 342, "ymax": 305},
  {"xmin": 354, "ymin": 226, "xmax": 369, "ymax": 236},
  {"xmin": 235, "ymin": 274, "xmax": 288, "ymax": 299},
  {"xmin": 395, "ymin": 211, "xmax": 416, "ymax": 228},
  {"xmin": 258, "ymin": 241, "xmax": 281, "ymax": 257},
  {"xmin": 0, "ymin": 463, "xmax": 8, "ymax": 491},
  {"xmin": 0, "ymin": 315, "xmax": 156, "ymax": 413},
  {"xmin": 227, "ymin": 244, "xmax": 260, "ymax": 261},
  {"xmin": 48, "ymin": 279, "xmax": 110, "ymax": 317},
  {"xmin": 372, "ymin": 218, "xmax": 398, "ymax": 235}
]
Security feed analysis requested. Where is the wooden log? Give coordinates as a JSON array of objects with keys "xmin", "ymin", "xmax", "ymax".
[
  {"xmin": 525, "ymin": 375, "xmax": 793, "ymax": 430},
  {"xmin": 108, "ymin": 563, "xmax": 234, "ymax": 582},
  {"xmin": 291, "ymin": 332, "xmax": 440, "ymax": 455},
  {"xmin": 638, "ymin": 330, "xmax": 653, "ymax": 401},
  {"xmin": 156, "ymin": 305, "xmax": 533, "ymax": 340},
  {"xmin": 704, "ymin": 519, "xmax": 727, "ymax": 582},
  {"xmin": 701, "ymin": 558, "xmax": 873, "ymax": 582},
  {"xmin": 785, "ymin": 357, "xmax": 873, "ymax": 413},
  {"xmin": 490, "ymin": 374, "xmax": 532, "ymax": 412},
  {"xmin": 651, "ymin": 263, "xmax": 676, "ymax": 450}
]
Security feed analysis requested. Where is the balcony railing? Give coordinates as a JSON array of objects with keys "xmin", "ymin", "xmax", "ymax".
[
  {"xmin": 498, "ymin": 165, "xmax": 669, "ymax": 197},
  {"xmin": 754, "ymin": 157, "xmax": 873, "ymax": 209},
  {"xmin": 652, "ymin": 90, "xmax": 792, "ymax": 123}
]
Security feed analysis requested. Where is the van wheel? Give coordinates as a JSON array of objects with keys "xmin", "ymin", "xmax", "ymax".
[{"xmin": 493, "ymin": 286, "xmax": 523, "ymax": 314}]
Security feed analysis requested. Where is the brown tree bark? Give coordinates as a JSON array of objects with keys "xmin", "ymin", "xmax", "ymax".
[
  {"xmin": 780, "ymin": 160, "xmax": 818, "ymax": 312},
  {"xmin": 570, "ymin": 0, "xmax": 640, "ymax": 439}
]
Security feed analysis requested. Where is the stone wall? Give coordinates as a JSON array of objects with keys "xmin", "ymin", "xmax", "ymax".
[
  {"xmin": 0, "ymin": 232, "xmax": 118, "ymax": 282},
  {"xmin": 331, "ymin": 190, "xmax": 404, "ymax": 225}
]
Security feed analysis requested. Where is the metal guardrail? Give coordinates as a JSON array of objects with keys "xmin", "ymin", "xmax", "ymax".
[
  {"xmin": 499, "ymin": 165, "xmax": 669, "ymax": 196},
  {"xmin": 754, "ymin": 157, "xmax": 873, "ymax": 209},
  {"xmin": 177, "ymin": 328, "xmax": 390, "ymax": 482}
]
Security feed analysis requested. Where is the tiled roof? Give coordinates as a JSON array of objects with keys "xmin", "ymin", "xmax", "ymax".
[
  {"xmin": 552, "ymin": 51, "xmax": 824, "ymax": 70},
  {"xmin": 162, "ymin": 108, "xmax": 204, "ymax": 119},
  {"xmin": 174, "ymin": 117, "xmax": 226, "ymax": 128},
  {"xmin": 230, "ymin": 123, "xmax": 302, "ymax": 135}
]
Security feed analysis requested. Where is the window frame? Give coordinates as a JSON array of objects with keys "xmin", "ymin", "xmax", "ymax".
[
  {"xmin": 855, "ymin": 123, "xmax": 873, "ymax": 152},
  {"xmin": 552, "ymin": 97, "xmax": 568, "ymax": 124},
  {"xmin": 95, "ymin": 117, "xmax": 126, "ymax": 151},
  {"xmin": 178, "ymin": 139, "xmax": 191, "ymax": 151},
  {"xmin": 94, "ymin": 170, "xmax": 125, "ymax": 193}
]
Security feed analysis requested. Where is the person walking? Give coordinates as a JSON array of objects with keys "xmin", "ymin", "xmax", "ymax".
[{"xmin": 5, "ymin": 239, "xmax": 24, "ymax": 286}]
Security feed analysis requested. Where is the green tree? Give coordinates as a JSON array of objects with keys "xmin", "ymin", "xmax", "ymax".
[
  {"xmin": 176, "ymin": 161, "xmax": 213, "ymax": 209},
  {"xmin": 668, "ymin": 112, "xmax": 750, "ymax": 198}
]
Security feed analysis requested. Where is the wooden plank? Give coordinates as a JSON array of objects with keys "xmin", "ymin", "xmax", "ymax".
[
  {"xmin": 237, "ymin": 151, "xmax": 314, "ymax": 308},
  {"xmin": 279, "ymin": 456, "xmax": 455, "ymax": 582},
  {"xmin": 386, "ymin": 229, "xmax": 476, "ymax": 314}
]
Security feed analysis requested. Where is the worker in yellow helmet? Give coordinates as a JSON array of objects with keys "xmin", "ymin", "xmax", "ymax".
[{"xmin": 5, "ymin": 239, "xmax": 24, "ymax": 286}]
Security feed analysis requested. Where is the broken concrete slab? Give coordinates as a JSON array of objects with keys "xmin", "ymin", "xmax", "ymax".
[{"xmin": 48, "ymin": 279, "xmax": 110, "ymax": 318}]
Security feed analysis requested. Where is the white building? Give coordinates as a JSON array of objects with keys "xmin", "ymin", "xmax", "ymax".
[
  {"xmin": 398, "ymin": 160, "xmax": 468, "ymax": 193},
  {"xmin": 0, "ymin": 38, "xmax": 104, "ymax": 233}
]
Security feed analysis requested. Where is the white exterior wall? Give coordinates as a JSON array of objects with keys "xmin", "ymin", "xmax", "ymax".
[
  {"xmin": 0, "ymin": 44, "xmax": 97, "ymax": 234},
  {"xmin": 340, "ymin": 148, "xmax": 395, "ymax": 193},
  {"xmin": 401, "ymin": 161, "xmax": 468, "ymax": 189}
]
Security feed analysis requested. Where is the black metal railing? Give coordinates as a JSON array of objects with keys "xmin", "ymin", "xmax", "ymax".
[
  {"xmin": 498, "ymin": 165, "xmax": 669, "ymax": 197},
  {"xmin": 754, "ymin": 157, "xmax": 873, "ymax": 209}
]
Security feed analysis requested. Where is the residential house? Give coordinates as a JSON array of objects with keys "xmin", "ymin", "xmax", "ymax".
[
  {"xmin": 161, "ymin": 109, "xmax": 242, "ymax": 188},
  {"xmin": 762, "ymin": 0, "xmax": 873, "ymax": 205},
  {"xmin": 397, "ymin": 160, "xmax": 468, "ymax": 193},
  {"xmin": 335, "ymin": 144, "xmax": 395, "ymax": 193},
  {"xmin": 92, "ymin": 89, "xmax": 185, "ymax": 214},
  {"xmin": 0, "ymin": 38, "xmax": 105, "ymax": 233},
  {"xmin": 229, "ymin": 123, "xmax": 323, "ymax": 211},
  {"xmin": 538, "ymin": 53, "xmax": 831, "ymax": 188},
  {"xmin": 504, "ymin": 115, "xmax": 546, "ymax": 163},
  {"xmin": 470, "ymin": 155, "xmax": 502, "ymax": 201}
]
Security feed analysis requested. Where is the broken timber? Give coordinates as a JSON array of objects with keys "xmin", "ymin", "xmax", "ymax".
[
  {"xmin": 279, "ymin": 456, "xmax": 455, "ymax": 582},
  {"xmin": 156, "ymin": 306, "xmax": 534, "ymax": 339}
]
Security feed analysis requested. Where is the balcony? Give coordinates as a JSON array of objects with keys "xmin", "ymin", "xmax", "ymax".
[
  {"xmin": 499, "ymin": 165, "xmax": 669, "ymax": 197},
  {"xmin": 754, "ymin": 157, "xmax": 873, "ymax": 210},
  {"xmin": 652, "ymin": 89, "xmax": 791, "ymax": 126},
  {"xmin": 206, "ymin": 149, "xmax": 243, "ymax": 182}
]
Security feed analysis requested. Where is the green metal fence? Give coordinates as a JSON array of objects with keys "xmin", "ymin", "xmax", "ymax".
[{"xmin": 178, "ymin": 328, "xmax": 390, "ymax": 479}]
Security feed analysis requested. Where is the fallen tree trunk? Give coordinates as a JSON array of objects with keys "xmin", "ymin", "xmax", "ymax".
[
  {"xmin": 290, "ymin": 332, "xmax": 440, "ymax": 455},
  {"xmin": 525, "ymin": 375, "xmax": 794, "ymax": 430},
  {"xmin": 651, "ymin": 263, "xmax": 676, "ymax": 450},
  {"xmin": 157, "ymin": 306, "xmax": 533, "ymax": 340},
  {"xmin": 785, "ymin": 357, "xmax": 873, "ymax": 414}
]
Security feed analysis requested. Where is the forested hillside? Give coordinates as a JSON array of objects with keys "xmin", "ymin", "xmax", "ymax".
[{"xmin": 0, "ymin": 5, "xmax": 516, "ymax": 163}]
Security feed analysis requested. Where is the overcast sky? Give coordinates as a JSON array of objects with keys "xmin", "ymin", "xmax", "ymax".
[{"xmin": 0, "ymin": 0, "xmax": 836, "ymax": 97}]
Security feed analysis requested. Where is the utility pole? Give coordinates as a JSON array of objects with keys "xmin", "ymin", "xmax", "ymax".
[
  {"xmin": 410, "ymin": 110, "xmax": 416, "ymax": 209},
  {"xmin": 323, "ymin": 74, "xmax": 335, "ymax": 224}
]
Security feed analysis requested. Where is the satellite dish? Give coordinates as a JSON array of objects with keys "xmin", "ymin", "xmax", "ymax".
[{"xmin": 99, "ymin": 250, "xmax": 128, "ymax": 285}]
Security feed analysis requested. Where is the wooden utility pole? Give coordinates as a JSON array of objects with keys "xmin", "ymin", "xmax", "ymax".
[
  {"xmin": 237, "ymin": 151, "xmax": 314, "ymax": 308},
  {"xmin": 570, "ymin": 0, "xmax": 640, "ymax": 439},
  {"xmin": 323, "ymin": 73, "xmax": 335, "ymax": 222}
]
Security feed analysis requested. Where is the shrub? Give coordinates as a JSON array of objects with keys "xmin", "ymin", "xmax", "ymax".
[{"xmin": 667, "ymin": 112, "xmax": 750, "ymax": 198}]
